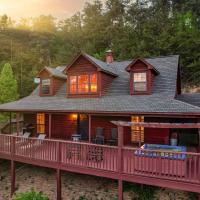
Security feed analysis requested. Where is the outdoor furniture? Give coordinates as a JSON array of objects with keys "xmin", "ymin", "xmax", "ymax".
[
  {"xmin": 107, "ymin": 128, "xmax": 118, "ymax": 145},
  {"xmin": 71, "ymin": 134, "xmax": 81, "ymax": 141},
  {"xmin": 22, "ymin": 132, "xmax": 31, "ymax": 139},
  {"xmin": 93, "ymin": 127, "xmax": 104, "ymax": 144}
]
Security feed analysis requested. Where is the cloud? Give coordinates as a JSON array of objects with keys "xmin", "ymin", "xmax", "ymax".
[{"xmin": 0, "ymin": 0, "xmax": 88, "ymax": 20}]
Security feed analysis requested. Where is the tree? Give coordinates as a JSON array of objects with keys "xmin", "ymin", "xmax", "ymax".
[{"xmin": 0, "ymin": 63, "xmax": 19, "ymax": 104}]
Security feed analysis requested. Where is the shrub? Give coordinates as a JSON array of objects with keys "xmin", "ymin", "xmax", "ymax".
[{"xmin": 13, "ymin": 189, "xmax": 49, "ymax": 200}]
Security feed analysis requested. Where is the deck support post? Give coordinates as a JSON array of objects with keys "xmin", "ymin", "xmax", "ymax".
[
  {"xmin": 49, "ymin": 113, "xmax": 52, "ymax": 138},
  {"xmin": 117, "ymin": 125, "xmax": 124, "ymax": 200},
  {"xmin": 89, "ymin": 114, "xmax": 91, "ymax": 142},
  {"xmin": 118, "ymin": 179, "xmax": 123, "ymax": 200},
  {"xmin": 56, "ymin": 169, "xmax": 61, "ymax": 200},
  {"xmin": 11, "ymin": 160, "xmax": 16, "ymax": 197}
]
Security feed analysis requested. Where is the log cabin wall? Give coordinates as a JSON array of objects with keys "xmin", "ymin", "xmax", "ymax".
[
  {"xmin": 129, "ymin": 61, "xmax": 155, "ymax": 95},
  {"xmin": 39, "ymin": 70, "xmax": 53, "ymax": 96},
  {"xmin": 52, "ymin": 77, "xmax": 65, "ymax": 95},
  {"xmin": 91, "ymin": 116, "xmax": 132, "ymax": 145},
  {"xmin": 66, "ymin": 55, "xmax": 115, "ymax": 98},
  {"xmin": 66, "ymin": 55, "xmax": 100, "ymax": 98},
  {"xmin": 144, "ymin": 117, "xmax": 170, "ymax": 144},
  {"xmin": 23, "ymin": 113, "xmax": 49, "ymax": 137},
  {"xmin": 39, "ymin": 70, "xmax": 65, "ymax": 96},
  {"xmin": 100, "ymin": 72, "xmax": 115, "ymax": 96}
]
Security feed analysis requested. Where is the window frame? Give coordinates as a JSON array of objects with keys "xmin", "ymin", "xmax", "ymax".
[
  {"xmin": 69, "ymin": 73, "xmax": 98, "ymax": 94},
  {"xmin": 131, "ymin": 71, "xmax": 148, "ymax": 94},
  {"xmin": 36, "ymin": 113, "xmax": 45, "ymax": 134},
  {"xmin": 41, "ymin": 78, "xmax": 52, "ymax": 96}
]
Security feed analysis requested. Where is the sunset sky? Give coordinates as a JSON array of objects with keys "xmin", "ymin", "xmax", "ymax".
[{"xmin": 0, "ymin": 0, "xmax": 93, "ymax": 20}]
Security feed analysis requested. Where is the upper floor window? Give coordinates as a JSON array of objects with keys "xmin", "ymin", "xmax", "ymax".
[
  {"xmin": 70, "ymin": 74, "xmax": 97, "ymax": 93},
  {"xmin": 133, "ymin": 72, "xmax": 147, "ymax": 92},
  {"xmin": 41, "ymin": 79, "xmax": 50, "ymax": 94}
]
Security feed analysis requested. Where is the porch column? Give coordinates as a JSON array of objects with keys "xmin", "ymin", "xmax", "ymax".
[
  {"xmin": 77, "ymin": 114, "xmax": 80, "ymax": 134},
  {"xmin": 89, "ymin": 114, "xmax": 92, "ymax": 142},
  {"xmin": 9, "ymin": 112, "xmax": 12, "ymax": 134},
  {"xmin": 56, "ymin": 169, "xmax": 61, "ymax": 200},
  {"xmin": 16, "ymin": 113, "xmax": 20, "ymax": 136},
  {"xmin": 117, "ymin": 125, "xmax": 124, "ymax": 200},
  {"xmin": 49, "ymin": 114, "xmax": 52, "ymax": 139},
  {"xmin": 10, "ymin": 160, "xmax": 16, "ymax": 196}
]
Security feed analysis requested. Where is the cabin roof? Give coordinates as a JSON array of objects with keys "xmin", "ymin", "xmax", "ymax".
[
  {"xmin": 176, "ymin": 93, "xmax": 200, "ymax": 108},
  {"xmin": 0, "ymin": 54, "xmax": 200, "ymax": 114},
  {"xmin": 37, "ymin": 66, "xmax": 67, "ymax": 79},
  {"xmin": 64, "ymin": 53, "xmax": 118, "ymax": 76}
]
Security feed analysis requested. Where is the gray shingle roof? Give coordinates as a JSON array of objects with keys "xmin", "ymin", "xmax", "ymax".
[
  {"xmin": 42, "ymin": 67, "xmax": 67, "ymax": 79},
  {"xmin": 176, "ymin": 93, "xmax": 200, "ymax": 107},
  {"xmin": 1, "ymin": 55, "xmax": 200, "ymax": 114},
  {"xmin": 84, "ymin": 54, "xmax": 118, "ymax": 76}
]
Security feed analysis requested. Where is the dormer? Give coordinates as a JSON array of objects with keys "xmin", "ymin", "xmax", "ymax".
[
  {"xmin": 64, "ymin": 53, "xmax": 118, "ymax": 98},
  {"xmin": 37, "ymin": 67, "xmax": 66, "ymax": 96},
  {"xmin": 126, "ymin": 58, "xmax": 159, "ymax": 95}
]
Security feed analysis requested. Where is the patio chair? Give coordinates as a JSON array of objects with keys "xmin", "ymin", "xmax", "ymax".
[
  {"xmin": 93, "ymin": 127, "xmax": 104, "ymax": 145},
  {"xmin": 107, "ymin": 128, "xmax": 118, "ymax": 146},
  {"xmin": 22, "ymin": 132, "xmax": 31, "ymax": 139}
]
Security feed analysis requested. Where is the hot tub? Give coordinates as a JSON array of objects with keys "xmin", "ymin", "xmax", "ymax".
[{"xmin": 134, "ymin": 144, "xmax": 187, "ymax": 177}]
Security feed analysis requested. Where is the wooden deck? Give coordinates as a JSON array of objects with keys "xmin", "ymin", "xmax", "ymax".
[{"xmin": 0, "ymin": 134, "xmax": 200, "ymax": 195}]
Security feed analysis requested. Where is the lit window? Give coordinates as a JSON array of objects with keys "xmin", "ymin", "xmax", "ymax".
[
  {"xmin": 42, "ymin": 79, "xmax": 50, "ymax": 94},
  {"xmin": 131, "ymin": 116, "xmax": 144, "ymax": 143},
  {"xmin": 37, "ymin": 113, "xmax": 45, "ymax": 134},
  {"xmin": 78, "ymin": 75, "xmax": 89, "ymax": 93},
  {"xmin": 90, "ymin": 74, "xmax": 97, "ymax": 92},
  {"xmin": 70, "ymin": 76, "xmax": 77, "ymax": 93},
  {"xmin": 69, "ymin": 74, "xmax": 97, "ymax": 94},
  {"xmin": 133, "ymin": 72, "xmax": 147, "ymax": 92}
]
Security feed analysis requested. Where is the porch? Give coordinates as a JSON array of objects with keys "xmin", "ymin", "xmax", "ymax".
[{"xmin": 1, "ymin": 113, "xmax": 200, "ymax": 199}]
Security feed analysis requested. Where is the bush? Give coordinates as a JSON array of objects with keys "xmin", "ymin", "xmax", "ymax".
[{"xmin": 13, "ymin": 189, "xmax": 49, "ymax": 200}]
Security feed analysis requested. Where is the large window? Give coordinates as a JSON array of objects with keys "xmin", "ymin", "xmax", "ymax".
[
  {"xmin": 131, "ymin": 116, "xmax": 144, "ymax": 144},
  {"xmin": 133, "ymin": 72, "xmax": 147, "ymax": 92},
  {"xmin": 37, "ymin": 113, "xmax": 45, "ymax": 134},
  {"xmin": 41, "ymin": 79, "xmax": 51, "ymax": 94},
  {"xmin": 70, "ymin": 74, "xmax": 97, "ymax": 93}
]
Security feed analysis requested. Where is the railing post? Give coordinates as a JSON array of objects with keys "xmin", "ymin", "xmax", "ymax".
[
  {"xmin": 56, "ymin": 141, "xmax": 61, "ymax": 163},
  {"xmin": 117, "ymin": 125, "xmax": 124, "ymax": 200},
  {"xmin": 11, "ymin": 137, "xmax": 15, "ymax": 157},
  {"xmin": 56, "ymin": 140, "xmax": 62, "ymax": 200},
  {"xmin": 10, "ymin": 136, "xmax": 16, "ymax": 197}
]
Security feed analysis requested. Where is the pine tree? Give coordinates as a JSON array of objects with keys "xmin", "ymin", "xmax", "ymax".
[{"xmin": 0, "ymin": 63, "xmax": 19, "ymax": 104}]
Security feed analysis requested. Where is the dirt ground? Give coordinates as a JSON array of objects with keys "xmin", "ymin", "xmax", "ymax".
[{"xmin": 0, "ymin": 160, "xmax": 196, "ymax": 200}]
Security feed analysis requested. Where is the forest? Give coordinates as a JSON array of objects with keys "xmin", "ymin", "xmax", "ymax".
[{"xmin": 0, "ymin": 0, "xmax": 200, "ymax": 98}]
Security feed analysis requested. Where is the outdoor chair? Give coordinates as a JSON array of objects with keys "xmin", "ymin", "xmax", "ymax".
[
  {"xmin": 22, "ymin": 132, "xmax": 31, "ymax": 139},
  {"xmin": 107, "ymin": 128, "xmax": 118, "ymax": 146},
  {"xmin": 93, "ymin": 127, "xmax": 104, "ymax": 145}
]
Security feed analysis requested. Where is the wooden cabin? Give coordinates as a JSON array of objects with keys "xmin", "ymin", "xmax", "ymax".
[{"xmin": 0, "ymin": 51, "xmax": 200, "ymax": 200}]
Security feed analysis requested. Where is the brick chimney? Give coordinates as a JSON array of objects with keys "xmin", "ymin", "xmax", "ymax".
[{"xmin": 106, "ymin": 50, "xmax": 114, "ymax": 64}]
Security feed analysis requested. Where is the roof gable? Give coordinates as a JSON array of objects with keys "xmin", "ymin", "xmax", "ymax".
[
  {"xmin": 126, "ymin": 58, "xmax": 159, "ymax": 75},
  {"xmin": 64, "ymin": 52, "xmax": 118, "ymax": 77},
  {"xmin": 37, "ymin": 67, "xmax": 67, "ymax": 80}
]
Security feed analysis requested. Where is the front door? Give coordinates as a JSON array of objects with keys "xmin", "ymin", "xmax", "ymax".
[{"xmin": 79, "ymin": 114, "xmax": 89, "ymax": 140}]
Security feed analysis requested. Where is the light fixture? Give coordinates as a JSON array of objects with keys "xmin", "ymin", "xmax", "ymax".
[{"xmin": 72, "ymin": 114, "xmax": 78, "ymax": 120}]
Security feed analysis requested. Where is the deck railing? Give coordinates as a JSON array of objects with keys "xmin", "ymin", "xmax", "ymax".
[
  {"xmin": 0, "ymin": 134, "xmax": 200, "ymax": 184},
  {"xmin": 123, "ymin": 147, "xmax": 200, "ymax": 184}
]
